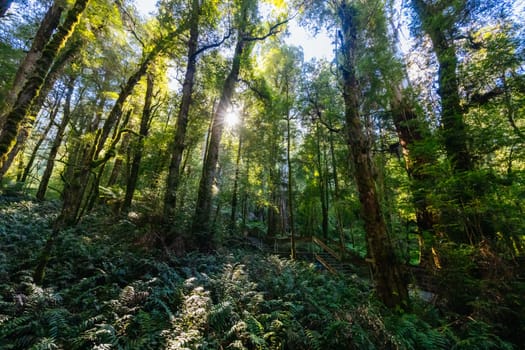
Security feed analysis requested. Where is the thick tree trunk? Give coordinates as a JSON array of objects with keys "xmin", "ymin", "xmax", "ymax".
[
  {"xmin": 390, "ymin": 85, "xmax": 439, "ymax": 265},
  {"xmin": 192, "ymin": 36, "xmax": 246, "ymax": 246},
  {"xmin": 0, "ymin": 0, "xmax": 89, "ymax": 170},
  {"xmin": 164, "ymin": 0, "xmax": 201, "ymax": 220},
  {"xmin": 0, "ymin": 41, "xmax": 79, "ymax": 182},
  {"xmin": 338, "ymin": 1, "xmax": 408, "ymax": 309},
  {"xmin": 36, "ymin": 79, "xmax": 75, "ymax": 200},
  {"xmin": 412, "ymin": 0, "xmax": 472, "ymax": 172},
  {"xmin": 123, "ymin": 73, "xmax": 154, "ymax": 211},
  {"xmin": 412, "ymin": 0, "xmax": 492, "ymax": 244},
  {"xmin": 1, "ymin": 0, "xmax": 64, "ymax": 116}
]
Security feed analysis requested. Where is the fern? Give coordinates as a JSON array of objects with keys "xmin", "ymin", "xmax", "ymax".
[
  {"xmin": 451, "ymin": 320, "xmax": 514, "ymax": 350},
  {"xmin": 208, "ymin": 301, "xmax": 235, "ymax": 332},
  {"xmin": 28, "ymin": 337, "xmax": 58, "ymax": 350},
  {"xmin": 305, "ymin": 329, "xmax": 322, "ymax": 350}
]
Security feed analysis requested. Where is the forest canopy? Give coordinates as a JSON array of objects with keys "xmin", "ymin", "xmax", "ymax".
[{"xmin": 0, "ymin": 0, "xmax": 524, "ymax": 348}]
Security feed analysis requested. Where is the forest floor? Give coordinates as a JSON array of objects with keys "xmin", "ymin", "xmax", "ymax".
[{"xmin": 0, "ymin": 198, "xmax": 520, "ymax": 349}]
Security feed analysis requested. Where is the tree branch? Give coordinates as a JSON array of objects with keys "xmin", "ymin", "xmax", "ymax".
[
  {"xmin": 192, "ymin": 29, "xmax": 233, "ymax": 58},
  {"xmin": 243, "ymin": 17, "xmax": 291, "ymax": 42}
]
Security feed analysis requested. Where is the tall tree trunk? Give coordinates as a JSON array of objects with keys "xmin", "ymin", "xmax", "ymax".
[
  {"xmin": 95, "ymin": 56, "xmax": 154, "ymax": 158},
  {"xmin": 412, "ymin": 0, "xmax": 491, "ymax": 244},
  {"xmin": 230, "ymin": 116, "xmax": 243, "ymax": 231},
  {"xmin": 60, "ymin": 30, "xmax": 177, "ymax": 225},
  {"xmin": 106, "ymin": 132, "xmax": 131, "ymax": 187},
  {"xmin": 192, "ymin": 35, "xmax": 247, "ymax": 246},
  {"xmin": 84, "ymin": 110, "xmax": 132, "ymax": 216},
  {"xmin": 315, "ymin": 121, "xmax": 329, "ymax": 240},
  {"xmin": 20, "ymin": 95, "xmax": 62, "ymax": 183},
  {"xmin": 36, "ymin": 78, "xmax": 75, "ymax": 201},
  {"xmin": 0, "ymin": 36, "xmax": 81, "ymax": 182},
  {"xmin": 412, "ymin": 0, "xmax": 471, "ymax": 171},
  {"xmin": 338, "ymin": 1, "xmax": 408, "ymax": 309},
  {"xmin": 0, "ymin": 0, "xmax": 90, "ymax": 168},
  {"xmin": 328, "ymin": 127, "xmax": 346, "ymax": 257},
  {"xmin": 164, "ymin": 0, "xmax": 201, "ymax": 220},
  {"xmin": 413, "ymin": 0, "xmax": 472, "ymax": 172},
  {"xmin": 286, "ymin": 113, "xmax": 296, "ymax": 259},
  {"xmin": 1, "ymin": 0, "xmax": 64, "ymax": 116},
  {"xmin": 123, "ymin": 73, "xmax": 154, "ymax": 211},
  {"xmin": 390, "ymin": 84, "xmax": 439, "ymax": 266}
]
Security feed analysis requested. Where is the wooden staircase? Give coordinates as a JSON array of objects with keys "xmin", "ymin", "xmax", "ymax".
[
  {"xmin": 245, "ymin": 234, "xmax": 440, "ymax": 298},
  {"xmin": 311, "ymin": 236, "xmax": 369, "ymax": 277}
]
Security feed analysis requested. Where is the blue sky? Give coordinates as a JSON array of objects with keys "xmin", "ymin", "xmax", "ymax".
[{"xmin": 133, "ymin": 0, "xmax": 333, "ymax": 61}]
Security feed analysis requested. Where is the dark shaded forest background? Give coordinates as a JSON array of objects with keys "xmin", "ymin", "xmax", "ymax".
[{"xmin": 0, "ymin": 0, "xmax": 524, "ymax": 348}]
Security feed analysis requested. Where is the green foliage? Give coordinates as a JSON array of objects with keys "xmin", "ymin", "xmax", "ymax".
[{"xmin": 0, "ymin": 200, "xmax": 520, "ymax": 349}]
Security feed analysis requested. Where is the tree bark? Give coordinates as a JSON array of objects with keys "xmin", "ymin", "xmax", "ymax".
[
  {"xmin": 0, "ymin": 0, "xmax": 89, "ymax": 170},
  {"xmin": 106, "ymin": 132, "xmax": 131, "ymax": 187},
  {"xmin": 412, "ymin": 0, "xmax": 493, "ymax": 244},
  {"xmin": 338, "ymin": 1, "xmax": 408, "ymax": 309},
  {"xmin": 286, "ymin": 112, "xmax": 296, "ymax": 259},
  {"xmin": 20, "ymin": 96, "xmax": 62, "ymax": 183},
  {"xmin": 390, "ymin": 84, "xmax": 439, "ymax": 265},
  {"xmin": 36, "ymin": 79, "xmax": 75, "ymax": 201},
  {"xmin": 412, "ymin": 0, "xmax": 472, "ymax": 172},
  {"xmin": 315, "ymin": 121, "xmax": 329, "ymax": 240},
  {"xmin": 0, "ymin": 41, "xmax": 79, "ymax": 182},
  {"xmin": 230, "ymin": 116, "xmax": 243, "ymax": 231},
  {"xmin": 123, "ymin": 73, "xmax": 154, "ymax": 211},
  {"xmin": 192, "ymin": 34, "xmax": 247, "ymax": 246},
  {"xmin": 1, "ymin": 0, "xmax": 64, "ymax": 116},
  {"xmin": 163, "ymin": 0, "xmax": 201, "ymax": 220}
]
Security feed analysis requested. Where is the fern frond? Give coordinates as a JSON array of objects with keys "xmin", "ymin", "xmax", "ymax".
[
  {"xmin": 306, "ymin": 329, "xmax": 322, "ymax": 350},
  {"xmin": 28, "ymin": 337, "xmax": 58, "ymax": 350}
]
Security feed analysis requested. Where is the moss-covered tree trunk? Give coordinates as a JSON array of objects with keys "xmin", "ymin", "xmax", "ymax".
[
  {"xmin": 412, "ymin": 0, "xmax": 472, "ymax": 172},
  {"xmin": 338, "ymin": 1, "xmax": 408, "ymax": 309},
  {"xmin": 0, "ymin": 0, "xmax": 89, "ymax": 170},
  {"xmin": 0, "ymin": 0, "xmax": 88, "ymax": 175},
  {"xmin": 164, "ymin": 0, "xmax": 201, "ymax": 220},
  {"xmin": 0, "ymin": 41, "xmax": 80, "ymax": 182},
  {"xmin": 390, "ymin": 85, "xmax": 439, "ymax": 265},
  {"xmin": 412, "ymin": 0, "xmax": 493, "ymax": 245},
  {"xmin": 1, "ymin": 0, "xmax": 64, "ymax": 116}
]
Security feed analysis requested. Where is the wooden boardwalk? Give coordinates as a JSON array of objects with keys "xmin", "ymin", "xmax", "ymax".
[{"xmin": 246, "ymin": 235, "xmax": 439, "ymax": 298}]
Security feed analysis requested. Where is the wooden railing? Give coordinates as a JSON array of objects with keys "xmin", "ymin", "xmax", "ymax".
[
  {"xmin": 312, "ymin": 236, "xmax": 341, "ymax": 261},
  {"xmin": 315, "ymin": 253, "xmax": 338, "ymax": 274}
]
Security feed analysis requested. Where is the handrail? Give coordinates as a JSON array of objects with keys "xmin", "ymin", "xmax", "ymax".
[
  {"xmin": 315, "ymin": 253, "xmax": 338, "ymax": 274},
  {"xmin": 312, "ymin": 236, "xmax": 341, "ymax": 261}
]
